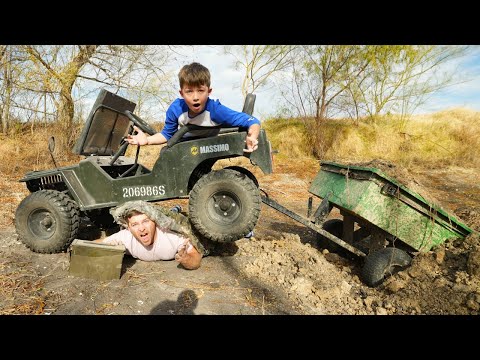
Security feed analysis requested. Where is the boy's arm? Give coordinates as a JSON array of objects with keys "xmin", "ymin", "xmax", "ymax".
[
  {"xmin": 211, "ymin": 100, "xmax": 261, "ymax": 152},
  {"xmin": 126, "ymin": 99, "xmax": 180, "ymax": 146},
  {"xmin": 145, "ymin": 131, "xmax": 168, "ymax": 145},
  {"xmin": 126, "ymin": 127, "xmax": 168, "ymax": 146},
  {"xmin": 212, "ymin": 100, "xmax": 261, "ymax": 128},
  {"xmin": 159, "ymin": 98, "xmax": 184, "ymax": 141}
]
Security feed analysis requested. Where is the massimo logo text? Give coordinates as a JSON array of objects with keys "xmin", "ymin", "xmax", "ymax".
[{"xmin": 199, "ymin": 144, "xmax": 230, "ymax": 154}]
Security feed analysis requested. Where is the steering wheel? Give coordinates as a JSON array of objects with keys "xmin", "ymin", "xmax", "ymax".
[{"xmin": 124, "ymin": 110, "xmax": 156, "ymax": 136}]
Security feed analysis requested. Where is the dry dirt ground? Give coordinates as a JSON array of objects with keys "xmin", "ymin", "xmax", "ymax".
[{"xmin": 1, "ymin": 160, "xmax": 479, "ymax": 315}]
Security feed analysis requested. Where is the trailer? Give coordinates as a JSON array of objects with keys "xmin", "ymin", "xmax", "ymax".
[{"xmin": 261, "ymin": 161, "xmax": 474, "ymax": 287}]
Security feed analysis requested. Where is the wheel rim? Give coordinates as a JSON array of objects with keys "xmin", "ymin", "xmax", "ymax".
[
  {"xmin": 28, "ymin": 209, "xmax": 56, "ymax": 240},
  {"xmin": 207, "ymin": 191, "xmax": 241, "ymax": 225}
]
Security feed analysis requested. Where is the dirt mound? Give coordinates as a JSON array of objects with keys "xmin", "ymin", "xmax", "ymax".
[
  {"xmin": 231, "ymin": 161, "xmax": 480, "ymax": 315},
  {"xmin": 238, "ymin": 234, "xmax": 365, "ymax": 314},
  {"xmin": 347, "ymin": 159, "xmax": 443, "ymax": 206},
  {"xmin": 234, "ymin": 231, "xmax": 480, "ymax": 315},
  {"xmin": 455, "ymin": 206, "xmax": 480, "ymax": 231}
]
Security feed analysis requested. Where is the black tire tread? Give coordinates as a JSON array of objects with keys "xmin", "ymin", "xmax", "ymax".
[
  {"xmin": 362, "ymin": 247, "xmax": 412, "ymax": 287},
  {"xmin": 224, "ymin": 166, "xmax": 259, "ymax": 188},
  {"xmin": 189, "ymin": 169, "xmax": 260, "ymax": 242},
  {"xmin": 15, "ymin": 190, "xmax": 80, "ymax": 253},
  {"xmin": 317, "ymin": 219, "xmax": 344, "ymax": 253}
]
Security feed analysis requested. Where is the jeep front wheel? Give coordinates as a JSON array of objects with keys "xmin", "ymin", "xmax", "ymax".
[
  {"xmin": 15, "ymin": 190, "xmax": 80, "ymax": 253},
  {"xmin": 189, "ymin": 169, "xmax": 261, "ymax": 242}
]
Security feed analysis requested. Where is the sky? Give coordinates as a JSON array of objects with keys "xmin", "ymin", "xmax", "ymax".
[{"xmin": 169, "ymin": 45, "xmax": 480, "ymax": 119}]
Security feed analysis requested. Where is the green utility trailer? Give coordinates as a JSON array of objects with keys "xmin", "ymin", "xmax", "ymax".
[{"xmin": 261, "ymin": 161, "xmax": 473, "ymax": 287}]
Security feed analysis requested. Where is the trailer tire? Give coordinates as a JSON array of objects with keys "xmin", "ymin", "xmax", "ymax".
[
  {"xmin": 362, "ymin": 247, "xmax": 412, "ymax": 287},
  {"xmin": 189, "ymin": 169, "xmax": 261, "ymax": 242},
  {"xmin": 316, "ymin": 219, "xmax": 344, "ymax": 253},
  {"xmin": 15, "ymin": 190, "xmax": 80, "ymax": 253}
]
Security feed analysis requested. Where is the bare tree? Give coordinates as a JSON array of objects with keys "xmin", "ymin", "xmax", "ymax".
[
  {"xmin": 298, "ymin": 45, "xmax": 369, "ymax": 121},
  {"xmin": 274, "ymin": 45, "xmax": 471, "ymax": 158},
  {"xmin": 24, "ymin": 45, "xmax": 98, "ymax": 142},
  {"xmin": 0, "ymin": 45, "xmax": 12, "ymax": 133},
  {"xmin": 223, "ymin": 45, "xmax": 296, "ymax": 99},
  {"xmin": 17, "ymin": 45, "xmax": 175, "ymax": 149}
]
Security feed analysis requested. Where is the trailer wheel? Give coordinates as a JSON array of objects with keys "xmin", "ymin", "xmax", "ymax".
[
  {"xmin": 189, "ymin": 169, "xmax": 261, "ymax": 242},
  {"xmin": 362, "ymin": 247, "xmax": 412, "ymax": 287},
  {"xmin": 15, "ymin": 190, "xmax": 80, "ymax": 253},
  {"xmin": 316, "ymin": 219, "xmax": 344, "ymax": 253}
]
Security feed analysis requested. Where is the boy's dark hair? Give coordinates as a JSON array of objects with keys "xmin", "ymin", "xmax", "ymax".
[{"xmin": 178, "ymin": 62, "xmax": 211, "ymax": 89}]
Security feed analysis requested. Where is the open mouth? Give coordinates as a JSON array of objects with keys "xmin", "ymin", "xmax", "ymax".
[{"xmin": 192, "ymin": 103, "xmax": 201, "ymax": 109}]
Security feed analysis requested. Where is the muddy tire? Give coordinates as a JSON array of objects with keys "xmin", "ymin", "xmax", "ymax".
[
  {"xmin": 317, "ymin": 219, "xmax": 344, "ymax": 253},
  {"xmin": 15, "ymin": 190, "xmax": 80, "ymax": 253},
  {"xmin": 362, "ymin": 247, "xmax": 412, "ymax": 287},
  {"xmin": 189, "ymin": 169, "xmax": 261, "ymax": 242}
]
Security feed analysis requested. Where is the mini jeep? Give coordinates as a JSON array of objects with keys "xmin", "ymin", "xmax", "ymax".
[{"xmin": 15, "ymin": 89, "xmax": 273, "ymax": 253}]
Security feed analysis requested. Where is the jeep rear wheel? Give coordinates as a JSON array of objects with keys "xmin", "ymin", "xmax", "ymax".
[
  {"xmin": 189, "ymin": 169, "xmax": 261, "ymax": 242},
  {"xmin": 15, "ymin": 190, "xmax": 80, "ymax": 253}
]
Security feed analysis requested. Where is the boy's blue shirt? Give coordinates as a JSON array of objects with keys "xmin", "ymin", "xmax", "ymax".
[{"xmin": 160, "ymin": 97, "xmax": 261, "ymax": 140}]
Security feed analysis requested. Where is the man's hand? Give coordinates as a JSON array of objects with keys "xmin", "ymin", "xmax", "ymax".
[
  {"xmin": 126, "ymin": 126, "xmax": 148, "ymax": 146},
  {"xmin": 175, "ymin": 240, "xmax": 202, "ymax": 270}
]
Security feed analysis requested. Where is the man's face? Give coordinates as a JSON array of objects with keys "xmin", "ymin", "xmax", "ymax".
[
  {"xmin": 179, "ymin": 84, "xmax": 212, "ymax": 116},
  {"xmin": 127, "ymin": 213, "xmax": 156, "ymax": 246}
]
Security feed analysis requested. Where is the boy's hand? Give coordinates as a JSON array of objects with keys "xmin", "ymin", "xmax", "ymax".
[
  {"xmin": 244, "ymin": 124, "xmax": 260, "ymax": 153},
  {"xmin": 244, "ymin": 135, "xmax": 259, "ymax": 153},
  {"xmin": 126, "ymin": 126, "xmax": 148, "ymax": 146}
]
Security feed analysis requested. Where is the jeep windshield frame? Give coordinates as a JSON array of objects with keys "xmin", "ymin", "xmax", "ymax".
[
  {"xmin": 72, "ymin": 89, "xmax": 136, "ymax": 156},
  {"xmin": 77, "ymin": 106, "xmax": 132, "ymax": 156}
]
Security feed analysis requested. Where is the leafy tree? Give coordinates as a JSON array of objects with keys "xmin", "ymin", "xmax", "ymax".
[
  {"xmin": 347, "ymin": 45, "xmax": 468, "ymax": 120},
  {"xmin": 278, "ymin": 45, "xmax": 468, "ymax": 122},
  {"xmin": 275, "ymin": 45, "xmax": 468, "ymax": 157}
]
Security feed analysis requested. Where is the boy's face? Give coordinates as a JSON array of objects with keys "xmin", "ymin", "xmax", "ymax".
[
  {"xmin": 180, "ymin": 84, "xmax": 212, "ymax": 116},
  {"xmin": 127, "ymin": 213, "xmax": 156, "ymax": 246}
]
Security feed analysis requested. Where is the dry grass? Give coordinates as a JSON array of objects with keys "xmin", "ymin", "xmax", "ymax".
[
  {"xmin": 263, "ymin": 107, "xmax": 480, "ymax": 172},
  {"xmin": 263, "ymin": 118, "xmax": 313, "ymax": 161}
]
